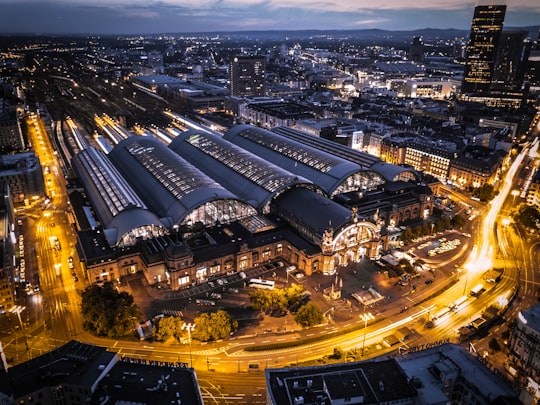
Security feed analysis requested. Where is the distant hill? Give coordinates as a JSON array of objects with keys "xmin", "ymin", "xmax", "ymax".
[
  {"xmin": 1, "ymin": 26, "xmax": 537, "ymax": 44},
  {"xmin": 162, "ymin": 26, "xmax": 539, "ymax": 43}
]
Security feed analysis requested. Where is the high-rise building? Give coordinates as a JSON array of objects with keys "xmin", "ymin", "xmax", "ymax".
[
  {"xmin": 409, "ymin": 36, "xmax": 424, "ymax": 63},
  {"xmin": 525, "ymin": 30, "xmax": 540, "ymax": 92},
  {"xmin": 491, "ymin": 31, "xmax": 530, "ymax": 93},
  {"xmin": 461, "ymin": 4, "xmax": 506, "ymax": 95},
  {"xmin": 230, "ymin": 55, "xmax": 266, "ymax": 97}
]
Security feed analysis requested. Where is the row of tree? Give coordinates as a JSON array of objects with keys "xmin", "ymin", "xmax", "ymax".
[
  {"xmin": 399, "ymin": 214, "xmax": 467, "ymax": 245},
  {"xmin": 80, "ymin": 281, "xmax": 326, "ymax": 342}
]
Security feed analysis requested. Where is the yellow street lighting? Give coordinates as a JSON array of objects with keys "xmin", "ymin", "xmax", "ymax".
[
  {"xmin": 182, "ymin": 322, "xmax": 195, "ymax": 368},
  {"xmin": 360, "ymin": 312, "xmax": 375, "ymax": 356}
]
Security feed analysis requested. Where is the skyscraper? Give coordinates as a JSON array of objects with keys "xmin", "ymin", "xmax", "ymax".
[
  {"xmin": 230, "ymin": 55, "xmax": 266, "ymax": 97},
  {"xmin": 461, "ymin": 4, "xmax": 506, "ymax": 95},
  {"xmin": 491, "ymin": 31, "xmax": 530, "ymax": 92}
]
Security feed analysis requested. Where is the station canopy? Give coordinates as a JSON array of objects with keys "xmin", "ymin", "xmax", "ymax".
[
  {"xmin": 71, "ymin": 147, "xmax": 166, "ymax": 247},
  {"xmin": 224, "ymin": 125, "xmax": 386, "ymax": 196},
  {"xmin": 108, "ymin": 136, "xmax": 256, "ymax": 228},
  {"xmin": 271, "ymin": 126, "xmax": 419, "ymax": 183},
  {"xmin": 169, "ymin": 130, "xmax": 320, "ymax": 213}
]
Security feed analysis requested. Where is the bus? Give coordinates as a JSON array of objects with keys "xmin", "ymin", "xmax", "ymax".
[
  {"xmin": 470, "ymin": 283, "xmax": 485, "ymax": 297},
  {"xmin": 431, "ymin": 307, "xmax": 451, "ymax": 326},
  {"xmin": 452, "ymin": 295, "xmax": 469, "ymax": 312},
  {"xmin": 248, "ymin": 278, "xmax": 275, "ymax": 290}
]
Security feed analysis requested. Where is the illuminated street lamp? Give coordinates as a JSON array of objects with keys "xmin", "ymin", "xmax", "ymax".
[
  {"xmin": 511, "ymin": 189, "xmax": 519, "ymax": 204},
  {"xmin": 9, "ymin": 305, "xmax": 28, "ymax": 350},
  {"xmin": 360, "ymin": 312, "xmax": 375, "ymax": 357},
  {"xmin": 182, "ymin": 322, "xmax": 195, "ymax": 368}
]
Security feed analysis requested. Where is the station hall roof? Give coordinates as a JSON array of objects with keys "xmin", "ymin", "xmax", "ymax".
[
  {"xmin": 272, "ymin": 187, "xmax": 354, "ymax": 239},
  {"xmin": 169, "ymin": 130, "xmax": 318, "ymax": 211},
  {"xmin": 71, "ymin": 147, "xmax": 165, "ymax": 245},
  {"xmin": 224, "ymin": 125, "xmax": 372, "ymax": 195},
  {"xmin": 272, "ymin": 125, "xmax": 381, "ymax": 168},
  {"xmin": 272, "ymin": 125, "xmax": 419, "ymax": 182},
  {"xmin": 108, "ymin": 136, "xmax": 242, "ymax": 226}
]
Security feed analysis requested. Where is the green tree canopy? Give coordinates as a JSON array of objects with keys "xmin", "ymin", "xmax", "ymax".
[
  {"xmin": 81, "ymin": 282, "xmax": 142, "ymax": 338},
  {"xmin": 152, "ymin": 316, "xmax": 184, "ymax": 342},
  {"xmin": 472, "ymin": 184, "xmax": 495, "ymax": 202},
  {"xmin": 294, "ymin": 302, "xmax": 324, "ymax": 327},
  {"xmin": 192, "ymin": 310, "xmax": 238, "ymax": 342},
  {"xmin": 248, "ymin": 284, "xmax": 305, "ymax": 313}
]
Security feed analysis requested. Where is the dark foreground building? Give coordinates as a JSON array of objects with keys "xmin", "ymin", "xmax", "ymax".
[{"xmin": 0, "ymin": 340, "xmax": 203, "ymax": 405}]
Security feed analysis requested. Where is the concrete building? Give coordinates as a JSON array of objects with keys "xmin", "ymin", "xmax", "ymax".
[
  {"xmin": 230, "ymin": 55, "xmax": 266, "ymax": 97},
  {"xmin": 409, "ymin": 36, "xmax": 424, "ymax": 63},
  {"xmin": 0, "ymin": 99, "xmax": 24, "ymax": 153},
  {"xmin": 0, "ymin": 181, "xmax": 16, "ymax": 317},
  {"xmin": 0, "ymin": 340, "xmax": 203, "ymax": 404},
  {"xmin": 508, "ymin": 302, "xmax": 540, "ymax": 392},
  {"xmin": 266, "ymin": 344, "xmax": 519, "ymax": 405},
  {"xmin": 526, "ymin": 168, "xmax": 540, "ymax": 208},
  {"xmin": 0, "ymin": 152, "xmax": 45, "ymax": 205},
  {"xmin": 238, "ymin": 100, "xmax": 314, "ymax": 129}
]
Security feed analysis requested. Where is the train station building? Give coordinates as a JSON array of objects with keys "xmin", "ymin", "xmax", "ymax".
[{"xmin": 70, "ymin": 125, "xmax": 433, "ymax": 290}]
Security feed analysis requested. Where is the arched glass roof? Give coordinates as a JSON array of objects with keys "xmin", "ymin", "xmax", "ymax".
[
  {"xmin": 224, "ymin": 125, "xmax": 372, "ymax": 196},
  {"xmin": 169, "ymin": 130, "xmax": 319, "ymax": 212},
  {"xmin": 71, "ymin": 147, "xmax": 165, "ymax": 246},
  {"xmin": 272, "ymin": 126, "xmax": 419, "ymax": 182},
  {"xmin": 109, "ymin": 137, "xmax": 254, "ymax": 226},
  {"xmin": 271, "ymin": 126, "xmax": 381, "ymax": 168}
]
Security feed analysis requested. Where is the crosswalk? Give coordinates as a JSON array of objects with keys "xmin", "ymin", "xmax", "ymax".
[{"xmin": 161, "ymin": 309, "xmax": 183, "ymax": 317}]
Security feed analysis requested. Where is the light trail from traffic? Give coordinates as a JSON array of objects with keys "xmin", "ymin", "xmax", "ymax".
[{"xmin": 465, "ymin": 140, "xmax": 534, "ymax": 274}]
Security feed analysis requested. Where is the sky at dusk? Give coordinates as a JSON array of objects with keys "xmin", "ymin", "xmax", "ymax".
[{"xmin": 0, "ymin": 0, "xmax": 539, "ymax": 35}]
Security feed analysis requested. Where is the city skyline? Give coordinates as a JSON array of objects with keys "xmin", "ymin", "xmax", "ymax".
[{"xmin": 0, "ymin": 0, "xmax": 539, "ymax": 36}]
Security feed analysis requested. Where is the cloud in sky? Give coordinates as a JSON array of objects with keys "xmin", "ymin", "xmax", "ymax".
[{"xmin": 0, "ymin": 0, "xmax": 538, "ymax": 34}]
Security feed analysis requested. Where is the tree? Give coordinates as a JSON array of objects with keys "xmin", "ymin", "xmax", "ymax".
[
  {"xmin": 472, "ymin": 184, "xmax": 495, "ymax": 202},
  {"xmin": 399, "ymin": 227, "xmax": 414, "ymax": 243},
  {"xmin": 249, "ymin": 289, "xmax": 274, "ymax": 312},
  {"xmin": 248, "ymin": 284, "xmax": 305, "ymax": 313},
  {"xmin": 512, "ymin": 205, "xmax": 540, "ymax": 229},
  {"xmin": 451, "ymin": 214, "xmax": 467, "ymax": 229},
  {"xmin": 284, "ymin": 283, "xmax": 305, "ymax": 312},
  {"xmin": 192, "ymin": 310, "xmax": 238, "ymax": 342},
  {"xmin": 152, "ymin": 316, "xmax": 183, "ymax": 342},
  {"xmin": 488, "ymin": 337, "xmax": 501, "ymax": 352},
  {"xmin": 329, "ymin": 347, "xmax": 344, "ymax": 360},
  {"xmin": 421, "ymin": 222, "xmax": 432, "ymax": 236},
  {"xmin": 294, "ymin": 302, "xmax": 324, "ymax": 327},
  {"xmin": 81, "ymin": 282, "xmax": 142, "ymax": 338}
]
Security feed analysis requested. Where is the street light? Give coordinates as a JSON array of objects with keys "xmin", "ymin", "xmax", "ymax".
[
  {"xmin": 511, "ymin": 189, "xmax": 519, "ymax": 204},
  {"xmin": 9, "ymin": 305, "xmax": 25, "ymax": 329},
  {"xmin": 286, "ymin": 266, "xmax": 293, "ymax": 284},
  {"xmin": 182, "ymin": 322, "xmax": 195, "ymax": 368},
  {"xmin": 9, "ymin": 305, "xmax": 28, "ymax": 351},
  {"xmin": 360, "ymin": 311, "xmax": 375, "ymax": 357}
]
